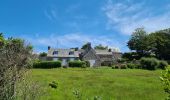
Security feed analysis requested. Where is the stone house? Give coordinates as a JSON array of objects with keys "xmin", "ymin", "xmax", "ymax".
[
  {"xmin": 46, "ymin": 43, "xmax": 122, "ymax": 67},
  {"xmin": 46, "ymin": 46, "xmax": 79, "ymax": 66},
  {"xmin": 79, "ymin": 43, "xmax": 122, "ymax": 67}
]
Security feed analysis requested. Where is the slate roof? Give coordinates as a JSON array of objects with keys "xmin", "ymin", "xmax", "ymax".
[
  {"xmin": 94, "ymin": 49, "xmax": 112, "ymax": 55},
  {"xmin": 112, "ymin": 52, "xmax": 122, "ymax": 60},
  {"xmin": 47, "ymin": 48, "xmax": 79, "ymax": 58}
]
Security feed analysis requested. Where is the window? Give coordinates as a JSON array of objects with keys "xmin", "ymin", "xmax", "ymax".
[
  {"xmin": 53, "ymin": 51, "xmax": 58, "ymax": 55},
  {"xmin": 69, "ymin": 51, "xmax": 74, "ymax": 55}
]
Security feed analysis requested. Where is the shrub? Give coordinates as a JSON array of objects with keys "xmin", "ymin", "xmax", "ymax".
[
  {"xmin": 85, "ymin": 61, "xmax": 90, "ymax": 67},
  {"xmin": 68, "ymin": 61, "xmax": 86, "ymax": 68},
  {"xmin": 33, "ymin": 61, "xmax": 61, "ymax": 68},
  {"xmin": 111, "ymin": 66, "xmax": 115, "ymax": 69},
  {"xmin": 140, "ymin": 57, "xmax": 159, "ymax": 70},
  {"xmin": 120, "ymin": 64, "xmax": 127, "ymax": 69},
  {"xmin": 49, "ymin": 81, "xmax": 58, "ymax": 89},
  {"xmin": 115, "ymin": 65, "xmax": 119, "ymax": 69},
  {"xmin": 160, "ymin": 67, "xmax": 170, "ymax": 99},
  {"xmin": 127, "ymin": 63, "xmax": 136, "ymax": 69},
  {"xmin": 108, "ymin": 63, "xmax": 112, "ymax": 67},
  {"xmin": 63, "ymin": 65, "xmax": 67, "ymax": 68},
  {"xmin": 159, "ymin": 60, "xmax": 168, "ymax": 70}
]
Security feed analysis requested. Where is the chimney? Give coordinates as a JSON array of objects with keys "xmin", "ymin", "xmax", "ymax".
[
  {"xmin": 48, "ymin": 46, "xmax": 51, "ymax": 50},
  {"xmin": 87, "ymin": 42, "xmax": 92, "ymax": 50},
  {"xmin": 108, "ymin": 48, "xmax": 112, "ymax": 52}
]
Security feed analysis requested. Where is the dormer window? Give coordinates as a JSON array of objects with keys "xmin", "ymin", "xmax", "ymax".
[
  {"xmin": 53, "ymin": 51, "xmax": 58, "ymax": 55},
  {"xmin": 69, "ymin": 51, "xmax": 74, "ymax": 55}
]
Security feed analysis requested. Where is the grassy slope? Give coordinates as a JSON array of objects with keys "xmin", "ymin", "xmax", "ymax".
[{"xmin": 31, "ymin": 68, "xmax": 166, "ymax": 100}]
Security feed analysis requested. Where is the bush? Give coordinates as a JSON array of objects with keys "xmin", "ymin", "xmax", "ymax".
[
  {"xmin": 127, "ymin": 63, "xmax": 136, "ymax": 69},
  {"xmin": 33, "ymin": 61, "xmax": 61, "ymax": 68},
  {"xmin": 159, "ymin": 60, "xmax": 168, "ymax": 70},
  {"xmin": 140, "ymin": 57, "xmax": 159, "ymax": 70},
  {"xmin": 112, "ymin": 66, "xmax": 115, "ymax": 69},
  {"xmin": 68, "ymin": 61, "xmax": 86, "ymax": 68},
  {"xmin": 120, "ymin": 64, "xmax": 127, "ymax": 69},
  {"xmin": 160, "ymin": 67, "xmax": 170, "ymax": 99},
  {"xmin": 85, "ymin": 61, "xmax": 90, "ymax": 67},
  {"xmin": 115, "ymin": 65, "xmax": 119, "ymax": 69},
  {"xmin": 49, "ymin": 81, "xmax": 58, "ymax": 89}
]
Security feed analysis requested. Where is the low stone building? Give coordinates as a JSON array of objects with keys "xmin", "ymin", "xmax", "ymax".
[
  {"xmin": 46, "ymin": 43, "xmax": 122, "ymax": 67},
  {"xmin": 79, "ymin": 43, "xmax": 122, "ymax": 67},
  {"xmin": 47, "ymin": 47, "xmax": 79, "ymax": 66}
]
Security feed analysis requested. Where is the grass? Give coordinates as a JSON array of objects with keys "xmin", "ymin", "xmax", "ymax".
[{"xmin": 30, "ymin": 67, "xmax": 167, "ymax": 100}]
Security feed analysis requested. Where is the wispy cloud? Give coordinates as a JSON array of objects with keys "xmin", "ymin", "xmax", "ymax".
[
  {"xmin": 103, "ymin": 0, "xmax": 170, "ymax": 35},
  {"xmin": 44, "ymin": 9, "xmax": 58, "ymax": 21},
  {"xmin": 22, "ymin": 33, "xmax": 125, "ymax": 52}
]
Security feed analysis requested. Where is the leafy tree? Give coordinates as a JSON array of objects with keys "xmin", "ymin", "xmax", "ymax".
[
  {"xmin": 127, "ymin": 28, "xmax": 170, "ymax": 60},
  {"xmin": 0, "ymin": 33, "xmax": 5, "ymax": 47},
  {"xmin": 39, "ymin": 52, "xmax": 47, "ymax": 57},
  {"xmin": 127, "ymin": 28, "xmax": 149, "ymax": 55},
  {"xmin": 148, "ymin": 30, "xmax": 170, "ymax": 60},
  {"xmin": 0, "ymin": 33, "xmax": 33, "ymax": 99},
  {"xmin": 81, "ymin": 43, "xmax": 89, "ymax": 49},
  {"xmin": 94, "ymin": 44, "xmax": 108, "ymax": 50},
  {"xmin": 81, "ymin": 42, "xmax": 91, "ymax": 50}
]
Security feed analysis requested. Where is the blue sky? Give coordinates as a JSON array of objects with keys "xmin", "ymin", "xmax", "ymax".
[{"xmin": 0, "ymin": 0, "xmax": 170, "ymax": 53}]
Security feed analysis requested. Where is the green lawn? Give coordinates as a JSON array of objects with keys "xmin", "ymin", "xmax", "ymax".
[{"xmin": 31, "ymin": 68, "xmax": 167, "ymax": 100}]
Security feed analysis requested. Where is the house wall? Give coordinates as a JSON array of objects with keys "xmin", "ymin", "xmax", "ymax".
[
  {"xmin": 83, "ymin": 49, "xmax": 101, "ymax": 67},
  {"xmin": 47, "ymin": 57, "xmax": 79, "ymax": 66}
]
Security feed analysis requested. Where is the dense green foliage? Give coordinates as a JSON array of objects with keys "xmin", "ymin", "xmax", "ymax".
[
  {"xmin": 33, "ymin": 61, "xmax": 61, "ymax": 68},
  {"xmin": 140, "ymin": 57, "xmax": 159, "ymax": 70},
  {"xmin": 127, "ymin": 28, "xmax": 148, "ymax": 56},
  {"xmin": 68, "ymin": 61, "xmax": 86, "ymax": 68},
  {"xmin": 159, "ymin": 60, "xmax": 169, "ymax": 70},
  {"xmin": 127, "ymin": 63, "xmax": 138, "ymax": 69},
  {"xmin": 0, "ymin": 33, "xmax": 33, "ymax": 99},
  {"xmin": 0, "ymin": 33, "xmax": 5, "ymax": 47},
  {"xmin": 94, "ymin": 44, "xmax": 108, "ymax": 50},
  {"xmin": 31, "ymin": 68, "xmax": 166, "ymax": 100},
  {"xmin": 127, "ymin": 28, "xmax": 170, "ymax": 60},
  {"xmin": 160, "ymin": 67, "xmax": 170, "ymax": 99},
  {"xmin": 81, "ymin": 43, "xmax": 90, "ymax": 49},
  {"xmin": 85, "ymin": 61, "xmax": 90, "ymax": 67},
  {"xmin": 39, "ymin": 52, "xmax": 47, "ymax": 57},
  {"xmin": 149, "ymin": 30, "xmax": 170, "ymax": 60}
]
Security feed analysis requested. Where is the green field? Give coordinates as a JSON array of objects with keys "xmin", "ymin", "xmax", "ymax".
[{"xmin": 31, "ymin": 68, "xmax": 167, "ymax": 100}]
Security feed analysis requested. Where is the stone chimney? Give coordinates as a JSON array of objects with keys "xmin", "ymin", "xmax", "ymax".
[
  {"xmin": 48, "ymin": 46, "xmax": 51, "ymax": 50},
  {"xmin": 108, "ymin": 48, "xmax": 112, "ymax": 52},
  {"xmin": 87, "ymin": 42, "xmax": 92, "ymax": 50}
]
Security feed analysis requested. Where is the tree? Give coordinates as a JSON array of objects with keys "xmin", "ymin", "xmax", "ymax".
[
  {"xmin": 127, "ymin": 28, "xmax": 170, "ymax": 60},
  {"xmin": 94, "ymin": 44, "xmax": 108, "ymax": 50},
  {"xmin": 127, "ymin": 28, "xmax": 151, "ymax": 58},
  {"xmin": 81, "ymin": 42, "xmax": 91, "ymax": 50},
  {"xmin": 39, "ymin": 52, "xmax": 47, "ymax": 57},
  {"xmin": 0, "ymin": 34, "xmax": 33, "ymax": 99},
  {"xmin": 148, "ymin": 30, "xmax": 170, "ymax": 60},
  {"xmin": 0, "ymin": 33, "xmax": 5, "ymax": 47}
]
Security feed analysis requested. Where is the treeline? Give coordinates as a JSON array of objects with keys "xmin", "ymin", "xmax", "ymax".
[{"xmin": 124, "ymin": 28, "xmax": 170, "ymax": 62}]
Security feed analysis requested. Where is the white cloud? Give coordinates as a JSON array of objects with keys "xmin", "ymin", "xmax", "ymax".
[
  {"xmin": 103, "ymin": 0, "xmax": 170, "ymax": 35},
  {"xmin": 24, "ymin": 33, "xmax": 125, "ymax": 52}
]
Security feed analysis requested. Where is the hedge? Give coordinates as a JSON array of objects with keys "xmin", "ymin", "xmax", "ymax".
[
  {"xmin": 68, "ymin": 61, "xmax": 86, "ymax": 68},
  {"xmin": 158, "ymin": 60, "xmax": 168, "ymax": 69},
  {"xmin": 127, "ymin": 63, "xmax": 140, "ymax": 69},
  {"xmin": 33, "ymin": 61, "xmax": 61, "ymax": 68},
  {"xmin": 140, "ymin": 57, "xmax": 159, "ymax": 70}
]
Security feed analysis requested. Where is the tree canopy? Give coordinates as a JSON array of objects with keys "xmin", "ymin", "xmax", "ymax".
[
  {"xmin": 94, "ymin": 44, "xmax": 108, "ymax": 50},
  {"xmin": 127, "ymin": 28, "xmax": 170, "ymax": 60}
]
